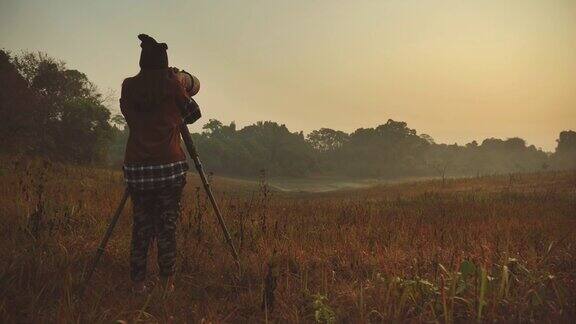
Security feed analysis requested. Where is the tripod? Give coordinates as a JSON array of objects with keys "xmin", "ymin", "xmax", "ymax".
[{"xmin": 80, "ymin": 124, "xmax": 240, "ymax": 295}]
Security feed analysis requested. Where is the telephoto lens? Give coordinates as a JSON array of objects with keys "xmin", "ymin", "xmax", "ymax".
[
  {"xmin": 172, "ymin": 68, "xmax": 202, "ymax": 124},
  {"xmin": 175, "ymin": 70, "xmax": 200, "ymax": 97}
]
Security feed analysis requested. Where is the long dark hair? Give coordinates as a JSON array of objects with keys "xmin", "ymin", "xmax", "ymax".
[{"xmin": 130, "ymin": 69, "xmax": 175, "ymax": 112}]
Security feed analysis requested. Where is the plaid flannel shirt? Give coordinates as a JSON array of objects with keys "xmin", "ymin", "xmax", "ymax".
[{"xmin": 123, "ymin": 160, "xmax": 189, "ymax": 191}]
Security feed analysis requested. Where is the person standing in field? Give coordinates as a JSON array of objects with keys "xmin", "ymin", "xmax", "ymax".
[{"xmin": 120, "ymin": 34, "xmax": 197, "ymax": 294}]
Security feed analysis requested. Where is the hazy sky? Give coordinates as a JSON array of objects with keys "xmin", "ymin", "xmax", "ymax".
[{"xmin": 1, "ymin": 0, "xmax": 575, "ymax": 151}]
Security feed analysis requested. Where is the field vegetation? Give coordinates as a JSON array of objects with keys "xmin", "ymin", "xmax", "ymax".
[{"xmin": 0, "ymin": 157, "xmax": 574, "ymax": 322}]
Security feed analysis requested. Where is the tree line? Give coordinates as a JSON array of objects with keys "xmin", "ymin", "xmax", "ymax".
[
  {"xmin": 184, "ymin": 119, "xmax": 576, "ymax": 179},
  {"xmin": 1, "ymin": 50, "xmax": 575, "ymax": 178}
]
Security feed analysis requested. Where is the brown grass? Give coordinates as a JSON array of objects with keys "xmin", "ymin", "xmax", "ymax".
[{"xmin": 0, "ymin": 157, "xmax": 575, "ymax": 323}]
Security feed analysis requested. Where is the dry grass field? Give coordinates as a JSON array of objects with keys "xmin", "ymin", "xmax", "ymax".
[{"xmin": 0, "ymin": 157, "xmax": 575, "ymax": 323}]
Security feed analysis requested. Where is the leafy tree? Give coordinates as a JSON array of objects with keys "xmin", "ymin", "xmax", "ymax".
[
  {"xmin": 0, "ymin": 50, "xmax": 43, "ymax": 153},
  {"xmin": 307, "ymin": 128, "xmax": 349, "ymax": 152},
  {"xmin": 0, "ymin": 50, "xmax": 113, "ymax": 163},
  {"xmin": 553, "ymin": 131, "xmax": 576, "ymax": 169}
]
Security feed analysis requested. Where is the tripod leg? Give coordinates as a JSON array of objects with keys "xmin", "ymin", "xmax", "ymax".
[
  {"xmin": 79, "ymin": 188, "xmax": 130, "ymax": 296},
  {"xmin": 180, "ymin": 125, "xmax": 241, "ymax": 270},
  {"xmin": 195, "ymin": 157, "xmax": 241, "ymax": 270}
]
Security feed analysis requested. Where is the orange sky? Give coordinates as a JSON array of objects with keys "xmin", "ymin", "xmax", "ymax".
[{"xmin": 1, "ymin": 0, "xmax": 575, "ymax": 151}]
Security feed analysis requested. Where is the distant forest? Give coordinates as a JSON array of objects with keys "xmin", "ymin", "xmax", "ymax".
[{"xmin": 2, "ymin": 50, "xmax": 575, "ymax": 178}]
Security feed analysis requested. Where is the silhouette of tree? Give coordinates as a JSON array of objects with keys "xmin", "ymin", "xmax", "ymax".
[
  {"xmin": 553, "ymin": 131, "xmax": 576, "ymax": 169},
  {"xmin": 0, "ymin": 50, "xmax": 113, "ymax": 163}
]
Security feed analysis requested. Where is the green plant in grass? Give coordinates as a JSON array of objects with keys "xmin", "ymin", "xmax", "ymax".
[{"xmin": 312, "ymin": 293, "xmax": 336, "ymax": 323}]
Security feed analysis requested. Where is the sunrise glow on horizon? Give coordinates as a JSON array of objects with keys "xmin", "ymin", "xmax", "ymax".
[{"xmin": 2, "ymin": 0, "xmax": 575, "ymax": 151}]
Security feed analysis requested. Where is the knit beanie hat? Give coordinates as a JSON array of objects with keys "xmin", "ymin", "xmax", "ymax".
[{"xmin": 138, "ymin": 34, "xmax": 168, "ymax": 69}]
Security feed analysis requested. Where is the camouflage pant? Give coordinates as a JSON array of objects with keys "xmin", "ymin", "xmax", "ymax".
[{"xmin": 129, "ymin": 179, "xmax": 185, "ymax": 282}]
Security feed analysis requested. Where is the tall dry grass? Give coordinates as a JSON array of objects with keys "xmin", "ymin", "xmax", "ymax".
[{"xmin": 0, "ymin": 157, "xmax": 574, "ymax": 323}]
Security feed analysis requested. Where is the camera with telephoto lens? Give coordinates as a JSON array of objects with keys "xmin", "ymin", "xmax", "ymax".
[{"xmin": 172, "ymin": 68, "xmax": 201, "ymax": 124}]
